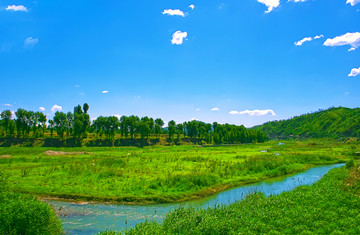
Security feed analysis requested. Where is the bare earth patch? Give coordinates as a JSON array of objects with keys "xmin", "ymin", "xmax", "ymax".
[
  {"xmin": 44, "ymin": 150, "xmax": 91, "ymax": 156},
  {"xmin": 0, "ymin": 155, "xmax": 12, "ymax": 159}
]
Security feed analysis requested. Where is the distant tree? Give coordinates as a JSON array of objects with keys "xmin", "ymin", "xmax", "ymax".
[
  {"xmin": 138, "ymin": 118, "xmax": 150, "ymax": 139},
  {"xmin": 120, "ymin": 116, "xmax": 129, "ymax": 138},
  {"xmin": 15, "ymin": 109, "xmax": 28, "ymax": 138},
  {"xmin": 53, "ymin": 112, "xmax": 68, "ymax": 140},
  {"xmin": 154, "ymin": 118, "xmax": 164, "ymax": 138},
  {"xmin": 168, "ymin": 120, "xmax": 176, "ymax": 140},
  {"xmin": 128, "ymin": 115, "xmax": 139, "ymax": 139},
  {"xmin": 48, "ymin": 120, "xmax": 55, "ymax": 137},
  {"xmin": 1, "ymin": 110, "xmax": 12, "ymax": 137},
  {"xmin": 73, "ymin": 104, "xmax": 90, "ymax": 139},
  {"xmin": 176, "ymin": 123, "xmax": 184, "ymax": 139},
  {"xmin": 66, "ymin": 112, "xmax": 74, "ymax": 137},
  {"xmin": 83, "ymin": 103, "xmax": 89, "ymax": 114}
]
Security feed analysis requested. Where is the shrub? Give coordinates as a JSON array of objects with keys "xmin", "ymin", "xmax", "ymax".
[{"xmin": 0, "ymin": 191, "xmax": 62, "ymax": 235}]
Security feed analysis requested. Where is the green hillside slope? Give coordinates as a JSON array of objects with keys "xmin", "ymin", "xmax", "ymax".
[{"xmin": 254, "ymin": 107, "xmax": 360, "ymax": 139}]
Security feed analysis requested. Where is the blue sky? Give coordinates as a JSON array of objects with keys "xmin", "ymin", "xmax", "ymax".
[{"xmin": 1, "ymin": 0, "xmax": 359, "ymax": 127}]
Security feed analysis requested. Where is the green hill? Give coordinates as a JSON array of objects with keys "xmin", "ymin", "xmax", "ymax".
[{"xmin": 254, "ymin": 107, "xmax": 360, "ymax": 139}]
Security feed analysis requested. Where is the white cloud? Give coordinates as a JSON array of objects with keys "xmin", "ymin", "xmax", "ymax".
[
  {"xmin": 294, "ymin": 35, "xmax": 323, "ymax": 46},
  {"xmin": 314, "ymin": 35, "xmax": 324, "ymax": 39},
  {"xmin": 39, "ymin": 107, "xmax": 45, "ymax": 111},
  {"xmin": 288, "ymin": 0, "xmax": 308, "ymax": 2},
  {"xmin": 189, "ymin": 4, "xmax": 195, "ymax": 10},
  {"xmin": 348, "ymin": 47, "xmax": 356, "ymax": 51},
  {"xmin": 211, "ymin": 108, "xmax": 220, "ymax": 111},
  {"xmin": 6, "ymin": 5, "xmax": 28, "ymax": 12},
  {"xmin": 191, "ymin": 118, "xmax": 199, "ymax": 121},
  {"xmin": 162, "ymin": 9, "xmax": 185, "ymax": 17},
  {"xmin": 11, "ymin": 111, "xmax": 15, "ymax": 119},
  {"xmin": 51, "ymin": 105, "xmax": 62, "ymax": 113},
  {"xmin": 323, "ymin": 32, "xmax": 360, "ymax": 50},
  {"xmin": 230, "ymin": 109, "xmax": 276, "ymax": 116},
  {"xmin": 102, "ymin": 90, "xmax": 109, "ymax": 94},
  {"xmin": 196, "ymin": 108, "xmax": 200, "ymax": 111},
  {"xmin": 171, "ymin": 31, "xmax": 188, "ymax": 45},
  {"xmin": 24, "ymin": 37, "xmax": 39, "ymax": 47},
  {"xmin": 257, "ymin": 0, "xmax": 280, "ymax": 13},
  {"xmin": 347, "ymin": 0, "xmax": 360, "ymax": 6},
  {"xmin": 4, "ymin": 104, "xmax": 12, "ymax": 107},
  {"xmin": 345, "ymin": 92, "xmax": 350, "ymax": 95},
  {"xmin": 348, "ymin": 67, "xmax": 360, "ymax": 77}
]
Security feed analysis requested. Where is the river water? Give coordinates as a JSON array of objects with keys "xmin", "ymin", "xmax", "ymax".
[{"xmin": 47, "ymin": 163, "xmax": 344, "ymax": 234}]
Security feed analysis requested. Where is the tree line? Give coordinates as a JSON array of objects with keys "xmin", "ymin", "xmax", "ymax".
[{"xmin": 0, "ymin": 103, "xmax": 268, "ymax": 144}]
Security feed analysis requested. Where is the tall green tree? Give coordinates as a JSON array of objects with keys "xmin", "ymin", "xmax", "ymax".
[
  {"xmin": 1, "ymin": 110, "xmax": 12, "ymax": 137},
  {"xmin": 53, "ymin": 112, "xmax": 68, "ymax": 140}
]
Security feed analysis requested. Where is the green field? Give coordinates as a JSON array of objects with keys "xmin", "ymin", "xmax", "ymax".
[{"xmin": 0, "ymin": 140, "xmax": 355, "ymax": 204}]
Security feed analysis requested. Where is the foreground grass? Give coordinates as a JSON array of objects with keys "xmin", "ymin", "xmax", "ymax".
[
  {"xmin": 0, "ymin": 140, "xmax": 355, "ymax": 203},
  {"xmin": 0, "ymin": 172, "xmax": 62, "ymax": 234},
  {"xmin": 100, "ymin": 165, "xmax": 360, "ymax": 234}
]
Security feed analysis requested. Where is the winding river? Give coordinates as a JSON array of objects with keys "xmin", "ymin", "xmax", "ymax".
[{"xmin": 47, "ymin": 163, "xmax": 344, "ymax": 234}]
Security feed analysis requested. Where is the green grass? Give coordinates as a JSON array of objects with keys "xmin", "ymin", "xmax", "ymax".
[
  {"xmin": 99, "ymin": 165, "xmax": 360, "ymax": 235},
  {"xmin": 0, "ymin": 172, "xmax": 62, "ymax": 235},
  {"xmin": 0, "ymin": 140, "xmax": 355, "ymax": 204}
]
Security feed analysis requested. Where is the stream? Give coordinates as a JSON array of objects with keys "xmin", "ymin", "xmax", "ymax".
[{"xmin": 47, "ymin": 163, "xmax": 344, "ymax": 234}]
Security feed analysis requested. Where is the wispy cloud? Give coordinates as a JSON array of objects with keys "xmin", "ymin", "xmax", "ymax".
[
  {"xmin": 323, "ymin": 32, "xmax": 360, "ymax": 50},
  {"xmin": 189, "ymin": 4, "xmax": 195, "ymax": 10},
  {"xmin": 3, "ymin": 104, "xmax": 12, "ymax": 107},
  {"xmin": 211, "ymin": 108, "xmax": 220, "ymax": 111},
  {"xmin": 348, "ymin": 67, "xmax": 360, "ymax": 77},
  {"xmin": 347, "ymin": 0, "xmax": 360, "ymax": 6},
  {"xmin": 51, "ymin": 105, "xmax": 62, "ymax": 112},
  {"xmin": 230, "ymin": 109, "xmax": 276, "ymax": 116},
  {"xmin": 196, "ymin": 108, "xmax": 200, "ymax": 111},
  {"xmin": 39, "ymin": 107, "xmax": 45, "ymax": 111},
  {"xmin": 162, "ymin": 9, "xmax": 185, "ymax": 17},
  {"xmin": 171, "ymin": 31, "xmax": 188, "ymax": 45},
  {"xmin": 102, "ymin": 90, "xmax": 109, "ymax": 94},
  {"xmin": 295, "ymin": 35, "xmax": 323, "ymax": 46},
  {"xmin": 288, "ymin": 0, "xmax": 308, "ymax": 2},
  {"xmin": 24, "ymin": 37, "xmax": 39, "ymax": 48},
  {"xmin": 257, "ymin": 0, "xmax": 280, "ymax": 13},
  {"xmin": 6, "ymin": 5, "xmax": 28, "ymax": 12}
]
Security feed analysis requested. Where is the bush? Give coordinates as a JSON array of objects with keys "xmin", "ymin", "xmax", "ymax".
[
  {"xmin": 0, "ymin": 191, "xmax": 62, "ymax": 235},
  {"xmin": 346, "ymin": 158, "xmax": 355, "ymax": 169}
]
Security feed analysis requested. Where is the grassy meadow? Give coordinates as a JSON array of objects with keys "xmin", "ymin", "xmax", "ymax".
[{"xmin": 0, "ymin": 139, "xmax": 355, "ymax": 204}]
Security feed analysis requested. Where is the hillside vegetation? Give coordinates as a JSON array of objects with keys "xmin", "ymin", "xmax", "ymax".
[{"xmin": 254, "ymin": 107, "xmax": 360, "ymax": 139}]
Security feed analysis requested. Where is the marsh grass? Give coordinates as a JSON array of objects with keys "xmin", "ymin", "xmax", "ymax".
[{"xmin": 0, "ymin": 140, "xmax": 354, "ymax": 203}]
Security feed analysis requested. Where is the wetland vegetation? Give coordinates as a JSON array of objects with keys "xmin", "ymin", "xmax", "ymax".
[{"xmin": 0, "ymin": 140, "xmax": 350, "ymax": 204}]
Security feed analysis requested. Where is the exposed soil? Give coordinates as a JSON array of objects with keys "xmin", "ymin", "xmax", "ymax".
[
  {"xmin": 0, "ymin": 155, "xmax": 12, "ymax": 159},
  {"xmin": 44, "ymin": 150, "xmax": 91, "ymax": 156}
]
